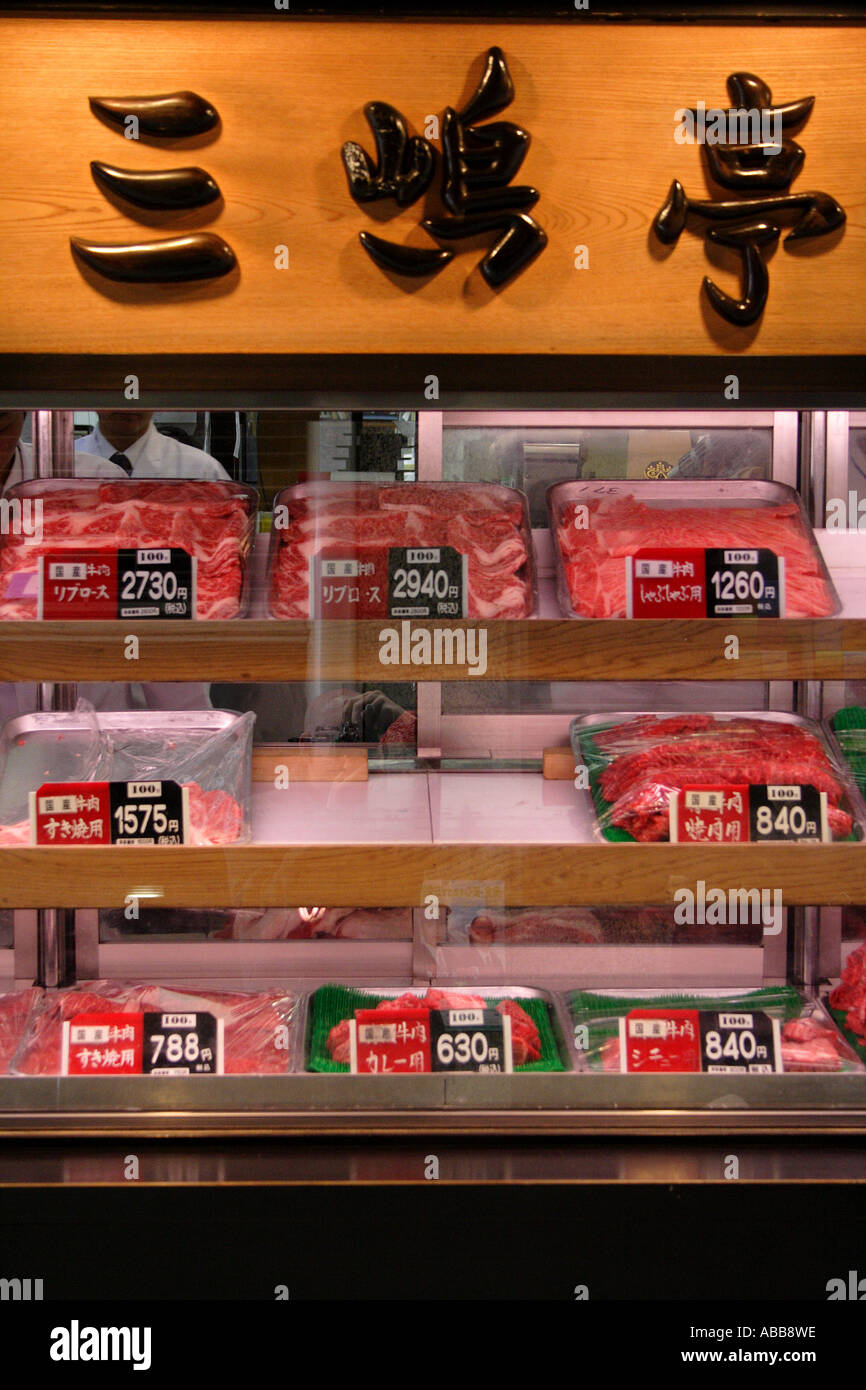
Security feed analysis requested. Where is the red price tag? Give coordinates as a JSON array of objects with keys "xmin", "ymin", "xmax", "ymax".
[
  {"xmin": 669, "ymin": 784, "xmax": 751, "ymax": 844},
  {"xmin": 621, "ymin": 1009, "xmax": 701, "ymax": 1073},
  {"xmin": 350, "ymin": 1008, "xmax": 432, "ymax": 1074},
  {"xmin": 627, "ymin": 547, "xmax": 707, "ymax": 618},
  {"xmin": 311, "ymin": 552, "xmax": 388, "ymax": 618},
  {"xmin": 30, "ymin": 782, "xmax": 112, "ymax": 845},
  {"xmin": 38, "ymin": 552, "xmax": 118, "ymax": 619},
  {"xmin": 63, "ymin": 1012, "xmax": 143, "ymax": 1075}
]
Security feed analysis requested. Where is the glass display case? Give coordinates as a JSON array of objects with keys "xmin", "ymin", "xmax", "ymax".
[
  {"xmin": 3, "ymin": 0, "xmax": 866, "ymax": 1313},
  {"xmin": 1, "ymin": 406, "xmax": 865, "ymax": 1137}
]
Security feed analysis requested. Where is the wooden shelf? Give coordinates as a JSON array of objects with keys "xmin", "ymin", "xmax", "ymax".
[
  {"xmin": 1, "ymin": 615, "xmax": 866, "ymax": 682},
  {"xmin": 1, "ymin": 841, "xmax": 864, "ymax": 908}
]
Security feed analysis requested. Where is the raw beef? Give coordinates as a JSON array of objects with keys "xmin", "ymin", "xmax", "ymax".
[
  {"xmin": 554, "ymin": 495, "xmax": 835, "ymax": 618},
  {"xmin": 588, "ymin": 715, "xmax": 854, "ymax": 842},
  {"xmin": 598, "ymin": 1017, "xmax": 848, "ymax": 1073},
  {"xmin": 326, "ymin": 989, "xmax": 541, "ymax": 1066},
  {"xmin": 0, "ymin": 781, "xmax": 244, "ymax": 846},
  {"xmin": 0, "ymin": 480, "xmax": 254, "ymax": 621},
  {"xmin": 0, "ymin": 986, "xmax": 43, "ymax": 1073},
  {"xmin": 270, "ymin": 481, "xmax": 534, "ymax": 620},
  {"xmin": 830, "ymin": 944, "xmax": 866, "ymax": 1043},
  {"xmin": 11, "ymin": 981, "xmax": 294, "ymax": 1075}
]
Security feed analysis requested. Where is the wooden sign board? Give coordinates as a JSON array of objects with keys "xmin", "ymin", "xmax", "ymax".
[{"xmin": 0, "ymin": 17, "xmax": 863, "ymax": 358}]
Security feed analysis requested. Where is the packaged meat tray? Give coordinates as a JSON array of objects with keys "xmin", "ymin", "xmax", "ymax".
[
  {"xmin": 827, "ymin": 944, "xmax": 866, "ymax": 1063},
  {"xmin": 306, "ymin": 983, "xmax": 569, "ymax": 1073},
  {"xmin": 0, "ymin": 477, "xmax": 257, "ymax": 620},
  {"xmin": 8, "ymin": 981, "xmax": 297, "ymax": 1076},
  {"xmin": 267, "ymin": 479, "xmax": 536, "ymax": 620},
  {"xmin": 566, "ymin": 986, "xmax": 863, "ymax": 1074},
  {"xmin": 0, "ymin": 985, "xmax": 43, "ymax": 1073},
  {"xmin": 829, "ymin": 707, "xmax": 866, "ymax": 798},
  {"xmin": 547, "ymin": 479, "xmax": 839, "ymax": 620},
  {"xmin": 0, "ymin": 706, "xmax": 255, "ymax": 846},
  {"xmin": 570, "ymin": 710, "xmax": 866, "ymax": 844}
]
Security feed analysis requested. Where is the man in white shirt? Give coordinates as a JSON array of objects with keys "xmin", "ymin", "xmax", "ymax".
[
  {"xmin": 0, "ymin": 409, "xmax": 123, "ymax": 490},
  {"xmin": 0, "ymin": 411, "xmax": 210, "ymax": 719},
  {"xmin": 77, "ymin": 410, "xmax": 231, "ymax": 481}
]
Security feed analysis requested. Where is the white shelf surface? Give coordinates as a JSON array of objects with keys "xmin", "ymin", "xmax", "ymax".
[
  {"xmin": 251, "ymin": 773, "xmax": 432, "ymax": 844},
  {"xmin": 247, "ymin": 770, "xmax": 596, "ymax": 847}
]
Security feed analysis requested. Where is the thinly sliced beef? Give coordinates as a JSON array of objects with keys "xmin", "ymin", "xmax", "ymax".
[
  {"xmin": 0, "ymin": 480, "xmax": 254, "ymax": 620},
  {"xmin": 0, "ymin": 781, "xmax": 244, "ymax": 846},
  {"xmin": 555, "ymin": 496, "xmax": 835, "ymax": 619},
  {"xmin": 588, "ymin": 715, "xmax": 855, "ymax": 842},
  {"xmin": 11, "ymin": 982, "xmax": 294, "ymax": 1075},
  {"xmin": 270, "ymin": 482, "xmax": 534, "ymax": 620}
]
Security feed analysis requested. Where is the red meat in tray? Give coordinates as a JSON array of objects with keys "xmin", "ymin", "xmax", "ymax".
[{"xmin": 269, "ymin": 481, "xmax": 535, "ymax": 621}]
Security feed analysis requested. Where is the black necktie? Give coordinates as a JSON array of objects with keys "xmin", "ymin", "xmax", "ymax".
[{"xmin": 110, "ymin": 451, "xmax": 133, "ymax": 475}]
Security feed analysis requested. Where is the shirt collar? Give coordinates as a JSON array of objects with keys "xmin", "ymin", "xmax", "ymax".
[{"xmin": 94, "ymin": 421, "xmax": 155, "ymax": 468}]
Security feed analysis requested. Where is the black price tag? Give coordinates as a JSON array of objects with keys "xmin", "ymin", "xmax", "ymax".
[
  {"xmin": 142, "ymin": 1011, "xmax": 222, "ymax": 1075},
  {"xmin": 748, "ymin": 783, "xmax": 828, "ymax": 842},
  {"xmin": 387, "ymin": 546, "xmax": 466, "ymax": 618},
  {"xmin": 699, "ymin": 1011, "xmax": 780, "ymax": 1074},
  {"xmin": 430, "ymin": 1008, "xmax": 512, "ymax": 1073},
  {"xmin": 109, "ymin": 780, "xmax": 188, "ymax": 846},
  {"xmin": 705, "ymin": 548, "xmax": 782, "ymax": 618},
  {"xmin": 117, "ymin": 548, "xmax": 195, "ymax": 619}
]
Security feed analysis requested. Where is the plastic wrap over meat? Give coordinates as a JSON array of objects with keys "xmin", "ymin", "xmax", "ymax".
[
  {"xmin": 0, "ymin": 703, "xmax": 254, "ymax": 845},
  {"xmin": 829, "ymin": 944, "xmax": 866, "ymax": 1052},
  {"xmin": 0, "ymin": 479, "xmax": 257, "ymax": 620},
  {"xmin": 0, "ymin": 986, "xmax": 43, "ymax": 1074},
  {"xmin": 324, "ymin": 988, "xmax": 542, "ymax": 1067},
  {"xmin": 268, "ymin": 480, "xmax": 536, "ymax": 620},
  {"xmin": 9, "ymin": 981, "xmax": 296, "ymax": 1075},
  {"xmin": 567, "ymin": 987, "xmax": 863, "ymax": 1074},
  {"xmin": 572, "ymin": 711, "xmax": 861, "ymax": 843},
  {"xmin": 548, "ymin": 485, "xmax": 838, "ymax": 619}
]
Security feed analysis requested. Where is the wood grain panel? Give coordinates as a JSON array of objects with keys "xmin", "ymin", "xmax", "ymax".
[
  {"xmin": 0, "ymin": 842, "xmax": 865, "ymax": 906},
  {"xmin": 0, "ymin": 18, "xmax": 863, "ymax": 357},
  {"xmin": 0, "ymin": 617, "xmax": 864, "ymax": 680}
]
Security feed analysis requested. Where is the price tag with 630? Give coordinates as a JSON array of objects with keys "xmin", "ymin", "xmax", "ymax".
[{"xmin": 430, "ymin": 1009, "xmax": 513, "ymax": 1073}]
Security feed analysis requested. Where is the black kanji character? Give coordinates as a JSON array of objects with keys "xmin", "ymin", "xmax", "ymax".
[
  {"xmin": 341, "ymin": 101, "xmax": 436, "ymax": 208},
  {"xmin": 654, "ymin": 71, "xmax": 845, "ymax": 326}
]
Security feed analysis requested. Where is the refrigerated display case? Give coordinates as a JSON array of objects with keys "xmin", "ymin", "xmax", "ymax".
[
  {"xmin": 3, "ymin": 2, "xmax": 866, "ymax": 1306},
  {"xmin": 0, "ymin": 405, "xmax": 864, "ymax": 1139}
]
